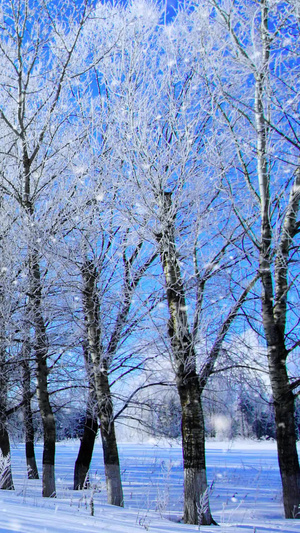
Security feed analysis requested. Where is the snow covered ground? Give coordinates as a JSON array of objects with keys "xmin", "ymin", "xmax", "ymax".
[{"xmin": 0, "ymin": 439, "xmax": 300, "ymax": 532}]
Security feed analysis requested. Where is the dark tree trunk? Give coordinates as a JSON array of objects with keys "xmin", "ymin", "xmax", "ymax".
[
  {"xmin": 156, "ymin": 191, "xmax": 254, "ymax": 523},
  {"xmin": 74, "ymin": 391, "xmax": 98, "ymax": 490},
  {"xmin": 21, "ymin": 109, "xmax": 56, "ymax": 497},
  {"xmin": 156, "ymin": 192, "xmax": 214, "ymax": 525},
  {"xmin": 261, "ymin": 300, "xmax": 300, "ymax": 517},
  {"xmin": 0, "ymin": 417, "xmax": 14, "ymax": 490},
  {"xmin": 29, "ymin": 253, "xmax": 56, "ymax": 497},
  {"xmin": 97, "ymin": 368, "xmax": 123, "ymax": 506},
  {"xmin": 259, "ymin": 167, "xmax": 300, "ymax": 517},
  {"xmin": 274, "ymin": 377, "xmax": 300, "ymax": 518},
  {"xmin": 253, "ymin": 0, "xmax": 300, "ymax": 513},
  {"xmin": 178, "ymin": 371, "xmax": 212, "ymax": 524},
  {"xmin": 37, "ymin": 352, "xmax": 56, "ymax": 498},
  {"xmin": 0, "ymin": 348, "xmax": 14, "ymax": 489},
  {"xmin": 22, "ymin": 355, "xmax": 39, "ymax": 480},
  {"xmin": 81, "ymin": 260, "xmax": 123, "ymax": 506}
]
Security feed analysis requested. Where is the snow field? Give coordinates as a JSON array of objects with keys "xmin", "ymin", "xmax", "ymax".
[{"xmin": 0, "ymin": 440, "xmax": 298, "ymax": 532}]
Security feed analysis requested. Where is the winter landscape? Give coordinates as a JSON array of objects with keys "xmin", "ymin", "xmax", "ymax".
[
  {"xmin": 0, "ymin": 438, "xmax": 299, "ymax": 533},
  {"xmin": 0, "ymin": 0, "xmax": 300, "ymax": 531}
]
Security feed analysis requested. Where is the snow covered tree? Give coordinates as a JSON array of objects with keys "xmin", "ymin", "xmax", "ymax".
[
  {"xmin": 88, "ymin": 3, "xmax": 258, "ymax": 523},
  {"xmin": 70, "ymin": 221, "xmax": 157, "ymax": 503},
  {"xmin": 196, "ymin": 0, "xmax": 300, "ymax": 517},
  {"xmin": 0, "ymin": 0, "xmax": 95, "ymax": 497}
]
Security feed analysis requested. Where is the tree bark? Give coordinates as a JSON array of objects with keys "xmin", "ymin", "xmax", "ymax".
[
  {"xmin": 0, "ymin": 423, "xmax": 14, "ymax": 490},
  {"xmin": 254, "ymin": 0, "xmax": 300, "ymax": 513},
  {"xmin": 29, "ymin": 253, "xmax": 56, "ymax": 497},
  {"xmin": 0, "ymin": 339, "xmax": 14, "ymax": 489},
  {"xmin": 96, "ymin": 367, "xmax": 123, "ymax": 506},
  {"xmin": 260, "ymin": 264, "xmax": 300, "ymax": 517},
  {"xmin": 74, "ymin": 389, "xmax": 98, "ymax": 490},
  {"xmin": 81, "ymin": 260, "xmax": 123, "ymax": 506},
  {"xmin": 178, "ymin": 371, "xmax": 212, "ymax": 524},
  {"xmin": 268, "ymin": 347, "xmax": 300, "ymax": 518},
  {"xmin": 156, "ymin": 192, "xmax": 214, "ymax": 525},
  {"xmin": 0, "ymin": 392, "xmax": 14, "ymax": 490},
  {"xmin": 22, "ymin": 344, "xmax": 39, "ymax": 480},
  {"xmin": 36, "ymin": 344, "xmax": 56, "ymax": 497}
]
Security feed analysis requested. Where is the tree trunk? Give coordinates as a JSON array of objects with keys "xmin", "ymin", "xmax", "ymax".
[
  {"xmin": 259, "ymin": 202, "xmax": 300, "ymax": 518},
  {"xmin": 20, "ymin": 98, "xmax": 56, "ymax": 497},
  {"xmin": 74, "ymin": 391, "xmax": 98, "ymax": 490},
  {"xmin": 22, "ymin": 354, "xmax": 39, "ymax": 480},
  {"xmin": 261, "ymin": 300, "xmax": 300, "ymax": 517},
  {"xmin": 96, "ymin": 369, "xmax": 123, "ymax": 506},
  {"xmin": 252, "ymin": 0, "xmax": 300, "ymax": 514},
  {"xmin": 29, "ymin": 254, "xmax": 56, "ymax": 497},
  {"xmin": 37, "ymin": 353, "xmax": 56, "ymax": 498},
  {"xmin": 0, "ymin": 424, "xmax": 14, "ymax": 490},
  {"xmin": 0, "ymin": 348, "xmax": 14, "ymax": 489},
  {"xmin": 255, "ymin": 5, "xmax": 300, "ymax": 508},
  {"xmin": 178, "ymin": 371, "xmax": 212, "ymax": 524},
  {"xmin": 209, "ymin": 0, "xmax": 300, "ymax": 515},
  {"xmin": 156, "ymin": 192, "xmax": 214, "ymax": 525},
  {"xmin": 81, "ymin": 260, "xmax": 123, "ymax": 506},
  {"xmin": 272, "ymin": 366, "xmax": 300, "ymax": 518}
]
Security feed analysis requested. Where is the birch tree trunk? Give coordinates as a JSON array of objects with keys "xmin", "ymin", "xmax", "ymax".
[{"xmin": 81, "ymin": 260, "xmax": 123, "ymax": 507}]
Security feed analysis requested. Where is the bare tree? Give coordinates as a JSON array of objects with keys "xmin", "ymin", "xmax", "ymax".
[
  {"xmin": 90, "ymin": 5, "xmax": 258, "ymax": 523},
  {"xmin": 0, "ymin": 0, "xmax": 94, "ymax": 497},
  {"xmin": 155, "ymin": 192, "xmax": 258, "ymax": 524},
  {"xmin": 72, "ymin": 222, "xmax": 157, "ymax": 505},
  {"xmin": 198, "ymin": 0, "xmax": 300, "ymax": 517},
  {"xmin": 80, "ymin": 258, "xmax": 123, "ymax": 506}
]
